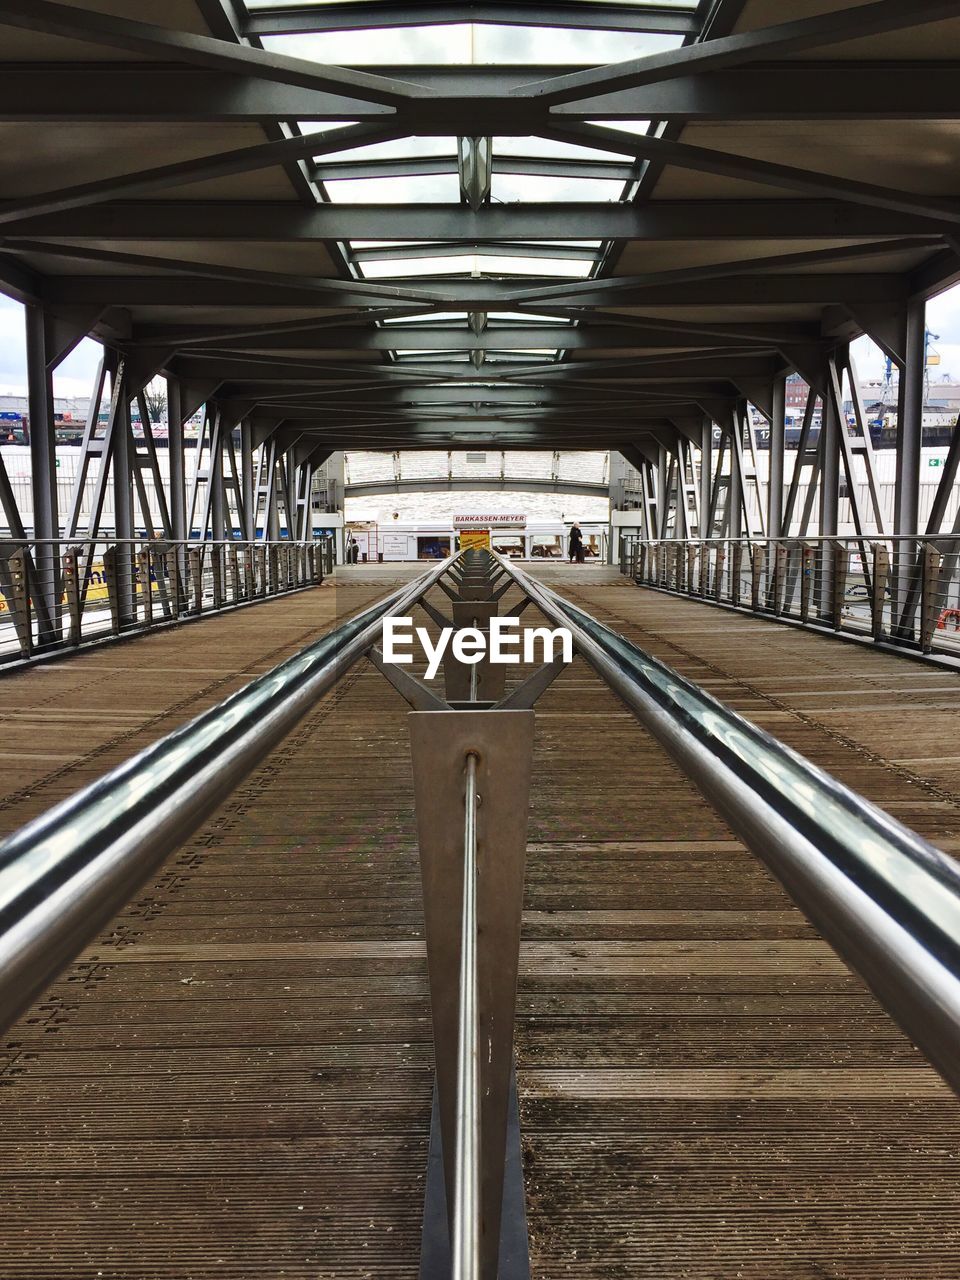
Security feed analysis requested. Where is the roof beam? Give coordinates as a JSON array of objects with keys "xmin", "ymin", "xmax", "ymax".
[
  {"xmin": 549, "ymin": 64, "xmax": 960, "ymax": 121},
  {"xmin": 7, "ymin": 200, "xmax": 949, "ymax": 241},
  {"xmin": 244, "ymin": 2, "xmax": 700, "ymax": 36},
  {"xmin": 0, "ymin": 68, "xmax": 395, "ymax": 122},
  {"xmin": 179, "ymin": 325, "xmax": 773, "ymax": 353},
  {"xmin": 545, "ymin": 122, "xmax": 960, "ymax": 226},
  {"xmin": 43, "ymin": 273, "xmax": 907, "ymax": 309},
  {"xmin": 5, "ymin": 65, "xmax": 960, "ymax": 123},
  {"xmin": 519, "ymin": 0, "xmax": 960, "ymax": 104},
  {"xmin": 0, "ymin": 0, "xmax": 425, "ymax": 106},
  {"xmin": 0, "ymin": 122, "xmax": 402, "ymax": 227}
]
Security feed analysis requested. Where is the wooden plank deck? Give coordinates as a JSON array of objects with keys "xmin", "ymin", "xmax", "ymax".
[{"xmin": 1, "ymin": 564, "xmax": 959, "ymax": 1278}]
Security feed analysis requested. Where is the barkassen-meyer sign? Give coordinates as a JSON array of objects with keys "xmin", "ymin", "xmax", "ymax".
[{"xmin": 452, "ymin": 514, "xmax": 527, "ymax": 528}]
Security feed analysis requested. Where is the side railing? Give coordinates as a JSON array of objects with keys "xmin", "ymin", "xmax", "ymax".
[
  {"xmin": 2, "ymin": 547, "xmax": 960, "ymax": 1279},
  {"xmin": 619, "ymin": 533, "xmax": 960, "ymax": 657},
  {"xmin": 0, "ymin": 535, "xmax": 336, "ymax": 664},
  {"xmin": 0, "ymin": 549, "xmax": 453, "ymax": 1035},
  {"xmin": 498, "ymin": 555, "xmax": 960, "ymax": 1096}
]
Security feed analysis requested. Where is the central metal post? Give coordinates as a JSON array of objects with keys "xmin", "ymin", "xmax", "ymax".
[{"xmin": 454, "ymin": 751, "xmax": 481, "ymax": 1280}]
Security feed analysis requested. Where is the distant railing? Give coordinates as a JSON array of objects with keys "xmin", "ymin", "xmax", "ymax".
[
  {"xmin": 0, "ymin": 535, "xmax": 335, "ymax": 665},
  {"xmin": 618, "ymin": 534, "xmax": 960, "ymax": 658}
]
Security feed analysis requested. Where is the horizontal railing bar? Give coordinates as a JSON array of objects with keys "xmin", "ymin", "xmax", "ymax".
[
  {"xmin": 497, "ymin": 552, "xmax": 960, "ymax": 1096},
  {"xmin": 0, "ymin": 552, "xmax": 455, "ymax": 1034}
]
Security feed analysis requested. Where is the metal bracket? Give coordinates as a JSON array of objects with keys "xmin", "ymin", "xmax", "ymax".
[
  {"xmin": 452, "ymin": 600, "xmax": 499, "ymax": 629},
  {"xmin": 444, "ymin": 633, "xmax": 507, "ymax": 703},
  {"xmin": 419, "ymin": 596, "xmax": 453, "ymax": 630},
  {"xmin": 505, "ymin": 597, "xmax": 531, "ymax": 619},
  {"xmin": 369, "ymin": 646, "xmax": 449, "ymax": 712},
  {"xmin": 495, "ymin": 657, "xmax": 569, "ymax": 710}
]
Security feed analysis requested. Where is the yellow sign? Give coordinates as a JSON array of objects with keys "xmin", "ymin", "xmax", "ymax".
[{"xmin": 459, "ymin": 529, "xmax": 491, "ymax": 551}]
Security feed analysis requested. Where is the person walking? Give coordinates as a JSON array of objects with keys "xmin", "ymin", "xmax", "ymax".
[{"xmin": 568, "ymin": 522, "xmax": 584, "ymax": 564}]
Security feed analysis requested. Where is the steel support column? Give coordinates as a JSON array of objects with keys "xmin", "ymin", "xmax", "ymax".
[
  {"xmin": 166, "ymin": 375, "xmax": 187, "ymax": 542},
  {"xmin": 241, "ymin": 419, "xmax": 256, "ymax": 543},
  {"xmin": 768, "ymin": 374, "xmax": 786, "ymax": 537},
  {"xmin": 894, "ymin": 297, "xmax": 926, "ymax": 637},
  {"xmin": 25, "ymin": 303, "xmax": 60, "ymax": 643},
  {"xmin": 700, "ymin": 416, "xmax": 713, "ymax": 539},
  {"xmin": 818, "ymin": 365, "xmax": 841, "ymax": 620},
  {"xmin": 111, "ymin": 356, "xmax": 136, "ymax": 627}
]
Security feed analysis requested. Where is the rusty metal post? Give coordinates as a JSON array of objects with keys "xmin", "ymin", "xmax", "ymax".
[
  {"xmin": 872, "ymin": 543, "xmax": 890, "ymax": 641},
  {"xmin": 832, "ymin": 542, "xmax": 848, "ymax": 630},
  {"xmin": 800, "ymin": 544, "xmax": 815, "ymax": 623},
  {"xmin": 102, "ymin": 546, "xmax": 121, "ymax": 635},
  {"xmin": 751, "ymin": 542, "xmax": 764, "ymax": 611},
  {"xmin": 63, "ymin": 546, "xmax": 82, "ymax": 645},
  {"xmin": 921, "ymin": 542, "xmax": 942, "ymax": 653},
  {"xmin": 189, "ymin": 546, "xmax": 203, "ymax": 614},
  {"xmin": 138, "ymin": 545, "xmax": 153, "ymax": 626}
]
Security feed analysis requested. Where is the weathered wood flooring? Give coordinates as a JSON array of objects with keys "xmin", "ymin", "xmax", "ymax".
[{"xmin": 1, "ymin": 564, "xmax": 958, "ymax": 1278}]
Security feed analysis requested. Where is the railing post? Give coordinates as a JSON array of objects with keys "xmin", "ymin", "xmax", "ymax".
[
  {"xmin": 165, "ymin": 546, "xmax": 182, "ymax": 619},
  {"xmin": 674, "ymin": 542, "xmax": 684, "ymax": 592},
  {"xmin": 102, "ymin": 546, "xmax": 121, "ymax": 635},
  {"xmin": 138, "ymin": 546, "xmax": 153, "ymax": 627},
  {"xmin": 832, "ymin": 542, "xmax": 848, "ymax": 630},
  {"xmin": 872, "ymin": 543, "xmax": 890, "ymax": 641},
  {"xmin": 229, "ymin": 544, "xmax": 241, "ymax": 603},
  {"xmin": 921, "ymin": 542, "xmax": 942, "ymax": 653},
  {"xmin": 698, "ymin": 542, "xmax": 708, "ymax": 596},
  {"xmin": 730, "ymin": 541, "xmax": 743, "ymax": 607},
  {"xmin": 257, "ymin": 544, "xmax": 267, "ymax": 595},
  {"xmin": 211, "ymin": 544, "xmax": 224, "ymax": 610},
  {"xmin": 189, "ymin": 547, "xmax": 203, "ymax": 614},
  {"xmin": 800, "ymin": 543, "xmax": 815, "ymax": 623},
  {"xmin": 773, "ymin": 542, "xmax": 788, "ymax": 616},
  {"xmin": 63, "ymin": 546, "xmax": 82, "ymax": 645},
  {"xmin": 751, "ymin": 542, "xmax": 764, "ymax": 612},
  {"xmin": 713, "ymin": 543, "xmax": 725, "ymax": 601},
  {"xmin": 7, "ymin": 548, "xmax": 33, "ymax": 656},
  {"xmin": 686, "ymin": 543, "xmax": 697, "ymax": 595}
]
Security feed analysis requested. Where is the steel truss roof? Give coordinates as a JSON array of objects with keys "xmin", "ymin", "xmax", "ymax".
[{"xmin": 1, "ymin": 0, "xmax": 960, "ymax": 452}]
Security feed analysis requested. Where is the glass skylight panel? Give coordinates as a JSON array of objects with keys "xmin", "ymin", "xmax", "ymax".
[
  {"xmin": 494, "ymin": 136, "xmax": 625, "ymax": 163},
  {"xmin": 359, "ymin": 256, "xmax": 479, "ymax": 278},
  {"xmin": 481, "ymin": 256, "xmax": 594, "ymax": 277},
  {"xmin": 319, "ymin": 137, "xmax": 457, "ymax": 164},
  {"xmin": 588, "ymin": 119, "xmax": 653, "ymax": 137},
  {"xmin": 324, "ymin": 175, "xmax": 461, "ymax": 203},
  {"xmin": 488, "ymin": 312, "xmax": 573, "ymax": 325},
  {"xmin": 359, "ymin": 254, "xmax": 594, "ymax": 278},
  {"xmin": 491, "ymin": 174, "xmax": 625, "ymax": 203},
  {"xmin": 381, "ymin": 312, "xmax": 468, "ymax": 325},
  {"xmin": 263, "ymin": 25, "xmax": 680, "ymax": 66}
]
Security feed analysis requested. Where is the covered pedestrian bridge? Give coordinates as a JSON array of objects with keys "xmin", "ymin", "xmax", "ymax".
[{"xmin": 1, "ymin": 2, "xmax": 960, "ymax": 1277}]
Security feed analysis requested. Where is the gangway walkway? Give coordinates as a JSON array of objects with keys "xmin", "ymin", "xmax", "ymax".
[{"xmin": 1, "ymin": 565, "xmax": 958, "ymax": 1278}]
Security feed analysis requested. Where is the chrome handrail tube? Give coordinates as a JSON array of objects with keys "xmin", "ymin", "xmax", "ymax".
[
  {"xmin": 0, "ymin": 553, "xmax": 457, "ymax": 1033},
  {"xmin": 454, "ymin": 751, "xmax": 481, "ymax": 1280},
  {"xmin": 496, "ymin": 554, "xmax": 960, "ymax": 1095}
]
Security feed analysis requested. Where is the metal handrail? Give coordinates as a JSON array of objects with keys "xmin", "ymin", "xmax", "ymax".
[
  {"xmin": 496, "ymin": 553, "xmax": 960, "ymax": 1095},
  {"xmin": 0, "ymin": 552, "xmax": 457, "ymax": 1033},
  {"xmin": 454, "ymin": 750, "xmax": 481, "ymax": 1280}
]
